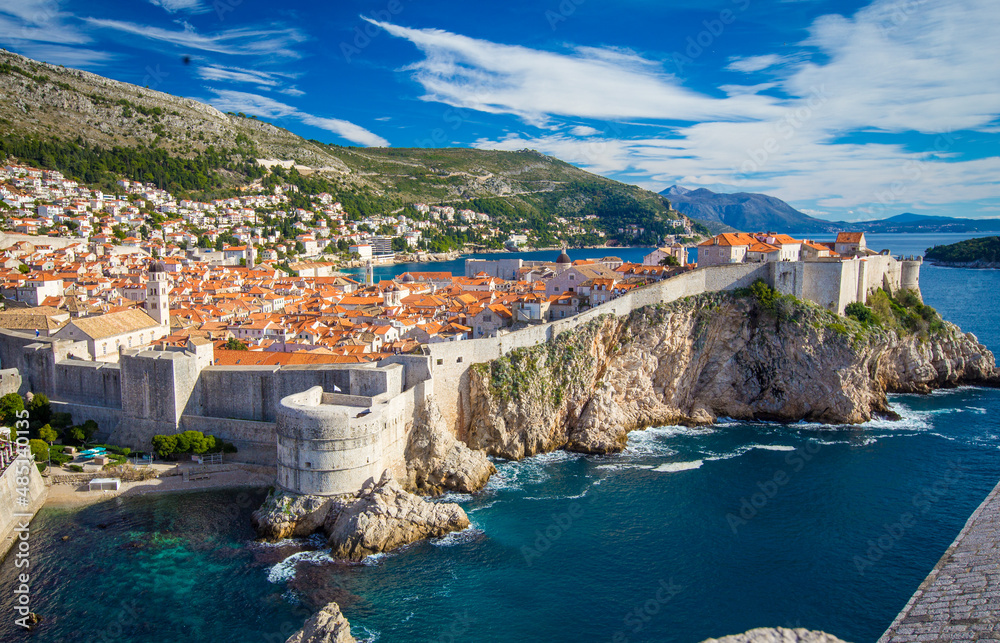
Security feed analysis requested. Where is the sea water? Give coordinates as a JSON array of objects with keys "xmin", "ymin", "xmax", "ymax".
[{"xmin": 2, "ymin": 234, "xmax": 999, "ymax": 643}]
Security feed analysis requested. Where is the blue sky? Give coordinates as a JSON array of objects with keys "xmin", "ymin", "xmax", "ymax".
[{"xmin": 2, "ymin": 0, "xmax": 1000, "ymax": 222}]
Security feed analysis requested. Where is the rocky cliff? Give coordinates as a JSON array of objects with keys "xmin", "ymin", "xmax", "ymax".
[
  {"xmin": 467, "ymin": 292, "xmax": 997, "ymax": 459},
  {"xmin": 286, "ymin": 601, "xmax": 356, "ymax": 643}
]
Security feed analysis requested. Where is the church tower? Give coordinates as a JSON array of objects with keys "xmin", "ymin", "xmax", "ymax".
[{"xmin": 146, "ymin": 261, "xmax": 170, "ymax": 328}]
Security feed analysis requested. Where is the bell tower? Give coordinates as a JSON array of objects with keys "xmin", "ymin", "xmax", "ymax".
[{"xmin": 146, "ymin": 261, "xmax": 170, "ymax": 328}]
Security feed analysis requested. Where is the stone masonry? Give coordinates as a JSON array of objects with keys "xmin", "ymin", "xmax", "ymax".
[{"xmin": 880, "ymin": 479, "xmax": 1000, "ymax": 642}]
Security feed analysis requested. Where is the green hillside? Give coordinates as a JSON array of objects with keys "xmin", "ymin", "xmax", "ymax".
[{"xmin": 0, "ymin": 49, "xmax": 707, "ymax": 246}]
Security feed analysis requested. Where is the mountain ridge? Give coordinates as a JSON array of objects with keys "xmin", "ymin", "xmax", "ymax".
[{"xmin": 0, "ymin": 49, "xmax": 707, "ymax": 245}]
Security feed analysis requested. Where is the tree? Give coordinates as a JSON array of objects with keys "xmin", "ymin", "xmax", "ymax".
[
  {"xmin": 29, "ymin": 393, "xmax": 51, "ymax": 427},
  {"xmin": 659, "ymin": 255, "xmax": 680, "ymax": 267},
  {"xmin": 337, "ymin": 239, "xmax": 350, "ymax": 252},
  {"xmin": 391, "ymin": 237, "xmax": 407, "ymax": 252},
  {"xmin": 151, "ymin": 434, "xmax": 178, "ymax": 458},
  {"xmin": 29, "ymin": 439, "xmax": 48, "ymax": 465},
  {"xmin": 224, "ymin": 337, "xmax": 248, "ymax": 350},
  {"xmin": 38, "ymin": 424, "xmax": 57, "ymax": 445},
  {"xmin": 0, "ymin": 392, "xmax": 24, "ymax": 425},
  {"xmin": 17, "ymin": 264, "xmax": 29, "ymax": 274}
]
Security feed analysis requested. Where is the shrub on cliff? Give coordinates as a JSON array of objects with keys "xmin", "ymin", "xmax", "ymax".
[
  {"xmin": 845, "ymin": 302, "xmax": 877, "ymax": 326},
  {"xmin": 29, "ymin": 438, "xmax": 48, "ymax": 464}
]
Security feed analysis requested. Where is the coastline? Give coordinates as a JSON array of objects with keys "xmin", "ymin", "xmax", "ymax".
[{"xmin": 42, "ymin": 465, "xmax": 274, "ymax": 509}]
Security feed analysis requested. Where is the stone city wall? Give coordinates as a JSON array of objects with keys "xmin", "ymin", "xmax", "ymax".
[
  {"xmin": 275, "ymin": 378, "xmax": 426, "ymax": 496},
  {"xmin": 0, "ymin": 454, "xmax": 47, "ymax": 563}
]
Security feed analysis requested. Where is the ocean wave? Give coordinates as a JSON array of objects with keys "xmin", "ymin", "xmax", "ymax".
[
  {"xmin": 653, "ymin": 460, "xmax": 703, "ymax": 473},
  {"xmin": 433, "ymin": 492, "xmax": 473, "ymax": 504},
  {"xmin": 594, "ymin": 463, "xmax": 655, "ymax": 471},
  {"xmin": 485, "ymin": 450, "xmax": 581, "ymax": 493},
  {"xmin": 266, "ymin": 548, "xmax": 335, "ymax": 583},
  {"xmin": 431, "ymin": 526, "xmax": 484, "ymax": 547},
  {"xmin": 354, "ymin": 625, "xmax": 380, "ymax": 642},
  {"xmin": 967, "ymin": 406, "xmax": 988, "ymax": 414},
  {"xmin": 623, "ymin": 425, "xmax": 709, "ymax": 456},
  {"xmin": 249, "ymin": 533, "xmax": 327, "ymax": 550},
  {"xmin": 362, "ymin": 552, "xmax": 388, "ymax": 566},
  {"xmin": 467, "ymin": 500, "xmax": 498, "ymax": 513},
  {"xmin": 751, "ymin": 444, "xmax": 797, "ymax": 452}
]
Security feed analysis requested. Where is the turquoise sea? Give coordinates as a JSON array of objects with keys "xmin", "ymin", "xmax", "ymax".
[{"xmin": 2, "ymin": 233, "xmax": 999, "ymax": 643}]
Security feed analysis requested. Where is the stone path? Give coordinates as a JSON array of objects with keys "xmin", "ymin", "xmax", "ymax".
[{"xmin": 880, "ymin": 479, "xmax": 1000, "ymax": 642}]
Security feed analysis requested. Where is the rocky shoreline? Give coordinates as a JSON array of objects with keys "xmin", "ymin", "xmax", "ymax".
[{"xmin": 466, "ymin": 292, "xmax": 998, "ymax": 460}]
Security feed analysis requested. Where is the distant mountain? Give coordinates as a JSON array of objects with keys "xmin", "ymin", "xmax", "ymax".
[
  {"xmin": 660, "ymin": 186, "xmax": 838, "ymax": 234},
  {"xmin": 858, "ymin": 213, "xmax": 1000, "ymax": 233},
  {"xmin": 661, "ymin": 186, "xmax": 1000, "ymax": 235}
]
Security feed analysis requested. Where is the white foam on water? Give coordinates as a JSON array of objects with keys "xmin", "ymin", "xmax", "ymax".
[
  {"xmin": 485, "ymin": 450, "xmax": 580, "ymax": 493},
  {"xmin": 467, "ymin": 500, "xmax": 498, "ymax": 514},
  {"xmin": 653, "ymin": 459, "xmax": 703, "ymax": 473},
  {"xmin": 266, "ymin": 548, "xmax": 335, "ymax": 583},
  {"xmin": 968, "ymin": 406, "xmax": 988, "ymax": 414},
  {"xmin": 594, "ymin": 463, "xmax": 655, "ymax": 471},
  {"xmin": 248, "ymin": 533, "xmax": 327, "ymax": 549},
  {"xmin": 354, "ymin": 625, "xmax": 380, "ymax": 642},
  {"xmin": 362, "ymin": 552, "xmax": 388, "ymax": 567},
  {"xmin": 751, "ymin": 444, "xmax": 797, "ymax": 451},
  {"xmin": 433, "ymin": 492, "xmax": 473, "ymax": 504},
  {"xmin": 623, "ymin": 425, "xmax": 710, "ymax": 457},
  {"xmin": 431, "ymin": 526, "xmax": 484, "ymax": 547}
]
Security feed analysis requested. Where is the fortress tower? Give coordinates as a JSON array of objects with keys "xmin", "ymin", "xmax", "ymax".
[{"xmin": 146, "ymin": 261, "xmax": 170, "ymax": 328}]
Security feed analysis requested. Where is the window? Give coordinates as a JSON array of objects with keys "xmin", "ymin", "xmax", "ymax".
[
  {"xmin": 457, "ymin": 357, "xmax": 463, "ymax": 363},
  {"xmin": 436, "ymin": 358, "xmax": 443, "ymax": 366},
  {"xmin": 305, "ymin": 462, "xmax": 311, "ymax": 468},
  {"xmin": 569, "ymin": 275, "xmax": 574, "ymax": 280}
]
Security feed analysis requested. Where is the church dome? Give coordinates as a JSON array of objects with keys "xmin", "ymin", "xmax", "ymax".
[
  {"xmin": 149, "ymin": 260, "xmax": 167, "ymax": 273},
  {"xmin": 556, "ymin": 249, "xmax": 572, "ymax": 264}
]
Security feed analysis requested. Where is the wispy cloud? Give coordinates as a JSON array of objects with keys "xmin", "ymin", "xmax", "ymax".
[
  {"xmin": 84, "ymin": 19, "xmax": 306, "ymax": 58},
  {"xmin": 208, "ymin": 90, "xmax": 388, "ymax": 147},
  {"xmin": 726, "ymin": 54, "xmax": 789, "ymax": 73},
  {"xmin": 196, "ymin": 64, "xmax": 299, "ymax": 88},
  {"xmin": 147, "ymin": 0, "xmax": 210, "ymax": 15},
  {"xmin": 368, "ymin": 18, "xmax": 782, "ymax": 126}
]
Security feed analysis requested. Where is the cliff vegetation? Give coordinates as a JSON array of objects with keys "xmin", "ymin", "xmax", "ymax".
[{"xmin": 925, "ymin": 236, "xmax": 1000, "ymax": 266}]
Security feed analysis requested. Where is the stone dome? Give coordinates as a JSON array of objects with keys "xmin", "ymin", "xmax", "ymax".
[
  {"xmin": 556, "ymin": 249, "xmax": 572, "ymax": 264},
  {"xmin": 149, "ymin": 260, "xmax": 167, "ymax": 273}
]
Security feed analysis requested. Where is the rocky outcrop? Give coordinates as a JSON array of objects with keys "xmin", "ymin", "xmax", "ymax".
[
  {"xmin": 251, "ymin": 490, "xmax": 348, "ymax": 541},
  {"xmin": 253, "ymin": 472, "xmax": 469, "ymax": 559},
  {"xmin": 468, "ymin": 293, "xmax": 998, "ymax": 459},
  {"xmin": 285, "ymin": 601, "xmax": 356, "ymax": 643},
  {"xmin": 405, "ymin": 398, "xmax": 495, "ymax": 494},
  {"xmin": 326, "ymin": 471, "xmax": 470, "ymax": 561},
  {"xmin": 701, "ymin": 627, "xmax": 850, "ymax": 643}
]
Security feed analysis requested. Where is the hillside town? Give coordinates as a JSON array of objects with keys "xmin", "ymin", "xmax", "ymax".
[{"xmin": 0, "ymin": 161, "xmax": 884, "ymax": 366}]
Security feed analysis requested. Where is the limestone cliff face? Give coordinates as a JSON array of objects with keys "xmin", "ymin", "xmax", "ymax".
[
  {"xmin": 404, "ymin": 398, "xmax": 496, "ymax": 495},
  {"xmin": 468, "ymin": 294, "xmax": 997, "ymax": 459}
]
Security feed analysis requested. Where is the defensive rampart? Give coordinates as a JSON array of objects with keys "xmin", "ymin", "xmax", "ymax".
[
  {"xmin": 0, "ymin": 259, "xmax": 921, "ymax": 494},
  {"xmin": 0, "ymin": 454, "xmax": 47, "ymax": 563},
  {"xmin": 275, "ymin": 363, "xmax": 426, "ymax": 496}
]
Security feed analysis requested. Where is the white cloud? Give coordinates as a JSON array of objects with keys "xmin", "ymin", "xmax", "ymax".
[
  {"xmin": 569, "ymin": 125, "xmax": 600, "ymax": 137},
  {"xmin": 147, "ymin": 0, "xmax": 210, "ymax": 14},
  {"xmin": 726, "ymin": 54, "xmax": 786, "ymax": 73},
  {"xmin": 369, "ymin": 18, "xmax": 782, "ymax": 126},
  {"xmin": 84, "ymin": 19, "xmax": 306, "ymax": 58},
  {"xmin": 208, "ymin": 90, "xmax": 388, "ymax": 147},
  {"xmin": 0, "ymin": 0, "xmax": 89, "ymax": 46},
  {"xmin": 447, "ymin": 0, "xmax": 1000, "ymax": 216}
]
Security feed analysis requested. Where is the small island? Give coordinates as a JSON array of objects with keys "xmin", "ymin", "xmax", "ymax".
[{"xmin": 925, "ymin": 236, "xmax": 1000, "ymax": 268}]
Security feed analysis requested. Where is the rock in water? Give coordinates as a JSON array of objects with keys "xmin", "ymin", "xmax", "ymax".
[
  {"xmin": 701, "ymin": 627, "xmax": 850, "ymax": 643},
  {"xmin": 405, "ymin": 397, "xmax": 495, "ymax": 494},
  {"xmin": 285, "ymin": 601, "xmax": 356, "ymax": 643},
  {"xmin": 251, "ymin": 490, "xmax": 346, "ymax": 541},
  {"xmin": 326, "ymin": 471, "xmax": 470, "ymax": 561}
]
